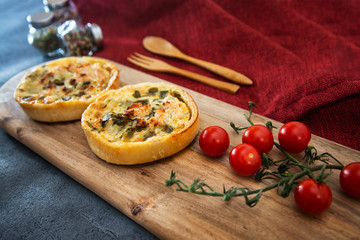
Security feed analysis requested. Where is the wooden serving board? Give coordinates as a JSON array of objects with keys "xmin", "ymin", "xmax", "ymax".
[{"xmin": 1, "ymin": 61, "xmax": 359, "ymax": 240}]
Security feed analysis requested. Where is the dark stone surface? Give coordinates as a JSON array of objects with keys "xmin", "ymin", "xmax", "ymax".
[{"xmin": 0, "ymin": 1, "xmax": 157, "ymax": 239}]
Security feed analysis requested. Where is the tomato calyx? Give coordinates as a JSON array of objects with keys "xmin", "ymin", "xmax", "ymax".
[
  {"xmin": 294, "ymin": 178, "xmax": 332, "ymax": 215},
  {"xmin": 230, "ymin": 101, "xmax": 257, "ymax": 134},
  {"xmin": 304, "ymin": 145, "xmax": 344, "ymax": 167}
]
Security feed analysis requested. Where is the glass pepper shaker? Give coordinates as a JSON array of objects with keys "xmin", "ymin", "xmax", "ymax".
[
  {"xmin": 27, "ymin": 11, "xmax": 64, "ymax": 57},
  {"xmin": 43, "ymin": 0, "xmax": 81, "ymax": 24},
  {"xmin": 57, "ymin": 20, "xmax": 103, "ymax": 56}
]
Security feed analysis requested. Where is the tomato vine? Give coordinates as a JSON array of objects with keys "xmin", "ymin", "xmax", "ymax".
[{"xmin": 165, "ymin": 101, "xmax": 347, "ymax": 210}]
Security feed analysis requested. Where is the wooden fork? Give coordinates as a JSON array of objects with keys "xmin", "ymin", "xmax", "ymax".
[{"xmin": 127, "ymin": 53, "xmax": 240, "ymax": 94}]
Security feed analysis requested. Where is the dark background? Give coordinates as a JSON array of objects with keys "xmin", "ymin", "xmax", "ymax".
[{"xmin": 0, "ymin": 1, "xmax": 157, "ymax": 239}]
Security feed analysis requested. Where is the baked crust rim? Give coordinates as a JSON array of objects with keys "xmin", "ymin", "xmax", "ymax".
[
  {"xmin": 81, "ymin": 82, "xmax": 200, "ymax": 165},
  {"xmin": 14, "ymin": 57, "xmax": 120, "ymax": 122}
]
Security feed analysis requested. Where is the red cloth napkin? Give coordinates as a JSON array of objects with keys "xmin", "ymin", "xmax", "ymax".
[{"xmin": 75, "ymin": 0, "xmax": 360, "ymax": 150}]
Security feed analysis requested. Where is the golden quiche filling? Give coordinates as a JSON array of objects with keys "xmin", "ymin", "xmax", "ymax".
[
  {"xmin": 85, "ymin": 85, "xmax": 190, "ymax": 142},
  {"xmin": 14, "ymin": 57, "xmax": 120, "ymax": 122},
  {"xmin": 81, "ymin": 82, "xmax": 199, "ymax": 165},
  {"xmin": 15, "ymin": 59, "xmax": 115, "ymax": 104}
]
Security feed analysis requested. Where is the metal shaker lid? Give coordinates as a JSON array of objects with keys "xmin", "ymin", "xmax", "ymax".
[
  {"xmin": 27, "ymin": 12, "xmax": 56, "ymax": 28},
  {"xmin": 43, "ymin": 0, "xmax": 70, "ymax": 10}
]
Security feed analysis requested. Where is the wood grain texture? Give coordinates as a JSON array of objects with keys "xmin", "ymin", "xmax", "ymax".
[{"xmin": 1, "ymin": 61, "xmax": 359, "ymax": 240}]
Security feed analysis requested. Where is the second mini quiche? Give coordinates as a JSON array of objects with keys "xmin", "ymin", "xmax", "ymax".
[
  {"xmin": 14, "ymin": 57, "xmax": 120, "ymax": 122},
  {"xmin": 81, "ymin": 82, "xmax": 199, "ymax": 165}
]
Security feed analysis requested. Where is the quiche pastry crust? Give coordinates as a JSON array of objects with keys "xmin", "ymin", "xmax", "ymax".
[
  {"xmin": 81, "ymin": 82, "xmax": 200, "ymax": 165},
  {"xmin": 14, "ymin": 57, "xmax": 120, "ymax": 122}
]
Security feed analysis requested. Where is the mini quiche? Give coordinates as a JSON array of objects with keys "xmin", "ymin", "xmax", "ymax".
[
  {"xmin": 81, "ymin": 82, "xmax": 200, "ymax": 165},
  {"xmin": 14, "ymin": 57, "xmax": 120, "ymax": 122}
]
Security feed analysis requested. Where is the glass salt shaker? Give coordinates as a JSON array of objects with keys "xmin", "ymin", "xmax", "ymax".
[
  {"xmin": 58, "ymin": 20, "xmax": 103, "ymax": 56},
  {"xmin": 43, "ymin": 0, "xmax": 81, "ymax": 24},
  {"xmin": 27, "ymin": 11, "xmax": 64, "ymax": 57}
]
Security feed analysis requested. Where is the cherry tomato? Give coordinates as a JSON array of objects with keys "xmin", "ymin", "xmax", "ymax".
[
  {"xmin": 294, "ymin": 178, "xmax": 332, "ymax": 215},
  {"xmin": 229, "ymin": 144, "xmax": 261, "ymax": 176},
  {"xmin": 339, "ymin": 162, "xmax": 360, "ymax": 199},
  {"xmin": 199, "ymin": 126, "xmax": 230, "ymax": 157},
  {"xmin": 278, "ymin": 121, "xmax": 311, "ymax": 153},
  {"xmin": 242, "ymin": 124, "xmax": 274, "ymax": 154}
]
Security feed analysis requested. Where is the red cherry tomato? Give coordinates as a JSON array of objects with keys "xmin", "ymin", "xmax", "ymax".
[
  {"xmin": 278, "ymin": 121, "xmax": 311, "ymax": 153},
  {"xmin": 229, "ymin": 144, "xmax": 261, "ymax": 176},
  {"xmin": 294, "ymin": 178, "xmax": 332, "ymax": 215},
  {"xmin": 199, "ymin": 126, "xmax": 230, "ymax": 157},
  {"xmin": 340, "ymin": 162, "xmax": 360, "ymax": 199},
  {"xmin": 242, "ymin": 124, "xmax": 274, "ymax": 154}
]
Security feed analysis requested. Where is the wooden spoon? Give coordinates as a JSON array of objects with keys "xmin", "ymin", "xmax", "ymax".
[{"xmin": 143, "ymin": 36, "xmax": 253, "ymax": 85}]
